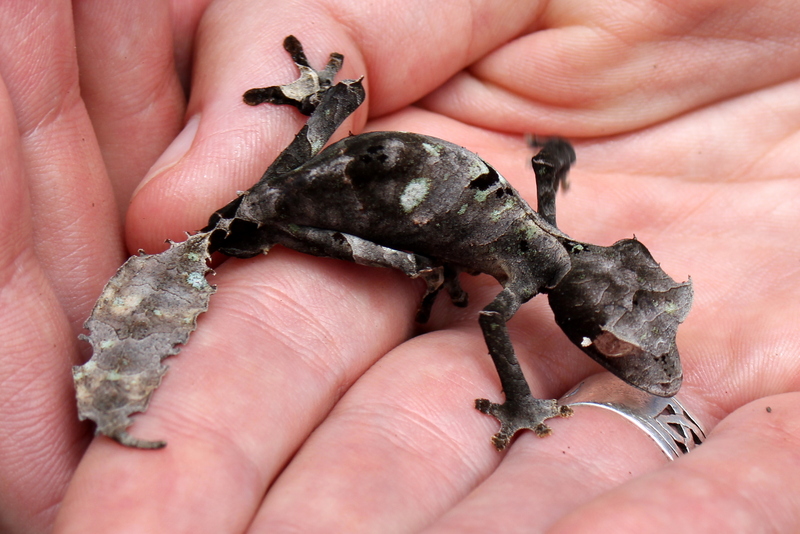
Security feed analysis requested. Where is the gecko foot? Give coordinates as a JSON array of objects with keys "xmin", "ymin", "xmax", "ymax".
[
  {"xmin": 475, "ymin": 397, "xmax": 573, "ymax": 451},
  {"xmin": 242, "ymin": 35, "xmax": 343, "ymax": 115}
]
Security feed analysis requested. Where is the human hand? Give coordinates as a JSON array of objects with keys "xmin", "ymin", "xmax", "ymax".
[
  {"xmin": 0, "ymin": 1, "xmax": 186, "ymax": 532},
  {"xmin": 7, "ymin": 0, "xmax": 796, "ymax": 532}
]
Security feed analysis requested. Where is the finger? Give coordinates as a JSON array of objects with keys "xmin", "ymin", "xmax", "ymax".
[
  {"xmin": 54, "ymin": 249, "xmax": 421, "ymax": 532},
  {"xmin": 0, "ymin": 53, "xmax": 86, "ymax": 534},
  {"xmin": 421, "ymin": 0, "xmax": 800, "ymax": 136},
  {"xmin": 0, "ymin": 0, "xmax": 124, "ymax": 332},
  {"xmin": 171, "ymin": 0, "xmax": 214, "ymax": 91},
  {"xmin": 247, "ymin": 330, "xmax": 506, "ymax": 532},
  {"xmin": 125, "ymin": 0, "xmax": 544, "ymax": 253},
  {"xmin": 547, "ymin": 394, "xmax": 800, "ymax": 533},
  {"xmin": 74, "ymin": 0, "xmax": 186, "ymax": 214},
  {"xmin": 0, "ymin": 2, "xmax": 134, "ymax": 530}
]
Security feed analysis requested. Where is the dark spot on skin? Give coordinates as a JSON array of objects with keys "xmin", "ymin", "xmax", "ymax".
[
  {"xmin": 345, "ymin": 167, "xmax": 371, "ymax": 189},
  {"xmin": 519, "ymin": 240, "xmax": 529, "ymax": 252},
  {"xmin": 332, "ymin": 232, "xmax": 346, "ymax": 244},
  {"xmin": 495, "ymin": 187, "xmax": 514, "ymax": 199},
  {"xmin": 359, "ymin": 146, "xmax": 389, "ymax": 165},
  {"xmin": 469, "ymin": 167, "xmax": 500, "ymax": 191}
]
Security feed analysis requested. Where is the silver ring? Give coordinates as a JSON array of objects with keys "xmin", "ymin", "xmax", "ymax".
[{"xmin": 561, "ymin": 373, "xmax": 707, "ymax": 460}]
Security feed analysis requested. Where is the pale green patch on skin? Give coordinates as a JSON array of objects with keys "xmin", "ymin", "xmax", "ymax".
[
  {"xmin": 524, "ymin": 221, "xmax": 541, "ymax": 240},
  {"xmin": 474, "ymin": 189, "xmax": 491, "ymax": 202},
  {"xmin": 72, "ymin": 360, "xmax": 95, "ymax": 380},
  {"xmin": 422, "ymin": 142, "xmax": 443, "ymax": 158},
  {"xmin": 310, "ymin": 135, "xmax": 326, "ymax": 154},
  {"xmin": 458, "ymin": 203, "xmax": 468, "ymax": 215},
  {"xmin": 490, "ymin": 198, "xmax": 516, "ymax": 222},
  {"xmin": 468, "ymin": 158, "xmax": 489, "ymax": 179},
  {"xmin": 186, "ymin": 272, "xmax": 207, "ymax": 290},
  {"xmin": 400, "ymin": 177, "xmax": 431, "ymax": 213}
]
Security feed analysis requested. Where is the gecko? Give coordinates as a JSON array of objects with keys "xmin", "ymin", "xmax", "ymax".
[{"xmin": 205, "ymin": 36, "xmax": 694, "ymax": 450}]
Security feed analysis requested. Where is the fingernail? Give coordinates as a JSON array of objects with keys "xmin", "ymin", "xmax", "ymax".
[{"xmin": 133, "ymin": 114, "xmax": 201, "ymax": 196}]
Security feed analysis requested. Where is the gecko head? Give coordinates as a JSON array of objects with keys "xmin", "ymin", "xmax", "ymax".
[{"xmin": 546, "ymin": 239, "xmax": 693, "ymax": 397}]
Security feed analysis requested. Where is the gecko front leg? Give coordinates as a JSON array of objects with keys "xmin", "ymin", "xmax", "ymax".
[{"xmin": 475, "ymin": 284, "xmax": 572, "ymax": 450}]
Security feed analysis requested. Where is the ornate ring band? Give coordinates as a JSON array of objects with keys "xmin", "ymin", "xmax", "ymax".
[{"xmin": 561, "ymin": 373, "xmax": 707, "ymax": 460}]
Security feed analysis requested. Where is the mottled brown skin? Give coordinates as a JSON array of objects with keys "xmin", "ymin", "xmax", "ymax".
[
  {"xmin": 74, "ymin": 233, "xmax": 215, "ymax": 449},
  {"xmin": 238, "ymin": 133, "xmax": 570, "ymax": 285}
]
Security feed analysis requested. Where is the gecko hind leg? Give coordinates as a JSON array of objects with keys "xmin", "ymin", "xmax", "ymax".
[
  {"xmin": 279, "ymin": 226, "xmax": 468, "ymax": 323},
  {"xmin": 217, "ymin": 222, "xmax": 466, "ymax": 323},
  {"xmin": 415, "ymin": 264, "xmax": 468, "ymax": 323},
  {"xmin": 474, "ymin": 285, "xmax": 572, "ymax": 450}
]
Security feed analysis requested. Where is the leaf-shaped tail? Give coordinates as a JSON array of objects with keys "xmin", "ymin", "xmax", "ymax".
[{"xmin": 73, "ymin": 232, "xmax": 215, "ymax": 448}]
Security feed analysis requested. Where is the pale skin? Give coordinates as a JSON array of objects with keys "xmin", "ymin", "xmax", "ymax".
[{"xmin": 1, "ymin": 0, "xmax": 799, "ymax": 532}]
